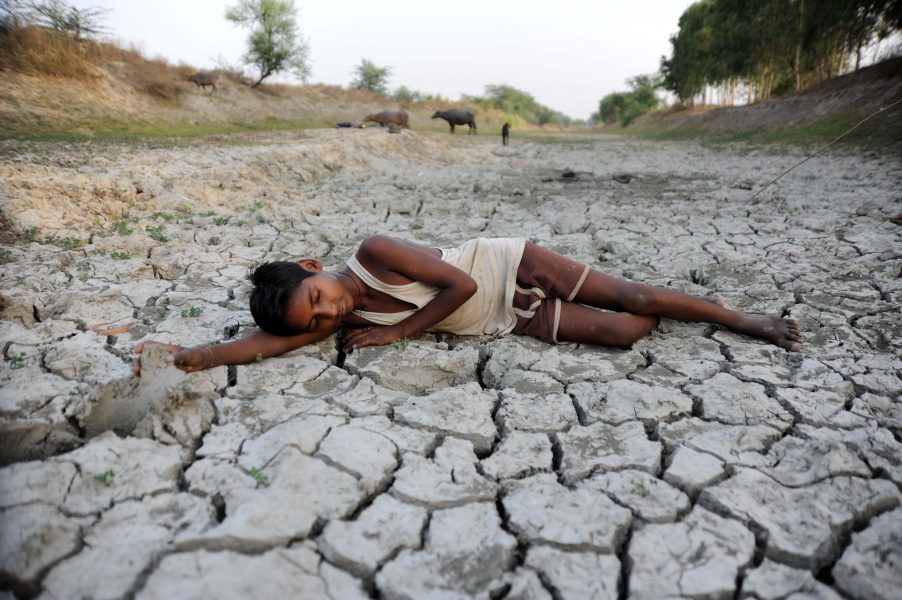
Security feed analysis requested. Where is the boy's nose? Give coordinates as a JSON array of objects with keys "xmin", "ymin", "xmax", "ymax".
[{"xmin": 320, "ymin": 302, "xmax": 338, "ymax": 318}]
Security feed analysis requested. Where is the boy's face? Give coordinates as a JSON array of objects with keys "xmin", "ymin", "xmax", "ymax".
[{"xmin": 284, "ymin": 263, "xmax": 353, "ymax": 334}]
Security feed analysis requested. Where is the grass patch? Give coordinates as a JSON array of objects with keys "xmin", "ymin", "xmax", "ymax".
[
  {"xmin": 0, "ymin": 117, "xmax": 341, "ymax": 143},
  {"xmin": 0, "ymin": 25, "xmax": 94, "ymax": 78},
  {"xmin": 145, "ymin": 225, "xmax": 167, "ymax": 242},
  {"xmin": 634, "ymin": 112, "xmax": 901, "ymax": 146},
  {"xmin": 42, "ymin": 234, "xmax": 82, "ymax": 249}
]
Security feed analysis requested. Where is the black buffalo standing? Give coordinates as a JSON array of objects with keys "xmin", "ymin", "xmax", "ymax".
[{"xmin": 431, "ymin": 109, "xmax": 477, "ymax": 134}]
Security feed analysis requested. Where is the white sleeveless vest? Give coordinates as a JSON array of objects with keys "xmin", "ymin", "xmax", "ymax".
[{"xmin": 346, "ymin": 238, "xmax": 526, "ymax": 336}]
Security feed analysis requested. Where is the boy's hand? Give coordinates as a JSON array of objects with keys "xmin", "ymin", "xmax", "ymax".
[
  {"xmin": 343, "ymin": 326, "xmax": 404, "ymax": 353},
  {"xmin": 133, "ymin": 341, "xmax": 209, "ymax": 375}
]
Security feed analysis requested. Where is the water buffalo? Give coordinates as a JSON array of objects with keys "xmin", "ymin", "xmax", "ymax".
[
  {"xmin": 363, "ymin": 110, "xmax": 409, "ymax": 128},
  {"xmin": 184, "ymin": 72, "xmax": 217, "ymax": 93},
  {"xmin": 431, "ymin": 109, "xmax": 477, "ymax": 134}
]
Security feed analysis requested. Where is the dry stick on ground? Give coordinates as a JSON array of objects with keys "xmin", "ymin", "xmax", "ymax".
[{"xmin": 747, "ymin": 96, "xmax": 902, "ymax": 203}]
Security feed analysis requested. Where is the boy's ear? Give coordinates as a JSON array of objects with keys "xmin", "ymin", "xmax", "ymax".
[{"xmin": 298, "ymin": 259, "xmax": 323, "ymax": 272}]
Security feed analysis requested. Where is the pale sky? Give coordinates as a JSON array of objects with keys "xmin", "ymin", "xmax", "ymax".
[{"xmin": 70, "ymin": 0, "xmax": 696, "ymax": 120}]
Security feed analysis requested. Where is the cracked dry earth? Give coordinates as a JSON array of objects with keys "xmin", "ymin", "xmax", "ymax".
[{"xmin": 1, "ymin": 129, "xmax": 901, "ymax": 600}]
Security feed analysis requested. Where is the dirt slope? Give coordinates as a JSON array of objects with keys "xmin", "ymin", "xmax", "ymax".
[{"xmin": 629, "ymin": 57, "xmax": 902, "ymax": 139}]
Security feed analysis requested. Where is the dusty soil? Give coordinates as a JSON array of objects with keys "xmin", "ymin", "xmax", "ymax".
[{"xmin": 0, "ymin": 129, "xmax": 900, "ymax": 599}]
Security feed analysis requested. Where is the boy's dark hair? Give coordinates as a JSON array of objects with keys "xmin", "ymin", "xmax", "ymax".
[{"xmin": 248, "ymin": 261, "xmax": 315, "ymax": 336}]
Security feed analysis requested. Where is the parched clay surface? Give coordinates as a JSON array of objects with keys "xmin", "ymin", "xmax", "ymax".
[{"xmin": 1, "ymin": 129, "xmax": 900, "ymax": 598}]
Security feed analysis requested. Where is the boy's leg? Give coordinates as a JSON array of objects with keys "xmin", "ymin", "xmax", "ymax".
[
  {"xmin": 555, "ymin": 302, "xmax": 657, "ymax": 347},
  {"xmin": 572, "ymin": 268, "xmax": 802, "ymax": 351},
  {"xmin": 512, "ymin": 297, "xmax": 656, "ymax": 348},
  {"xmin": 519, "ymin": 242, "xmax": 802, "ymax": 351}
]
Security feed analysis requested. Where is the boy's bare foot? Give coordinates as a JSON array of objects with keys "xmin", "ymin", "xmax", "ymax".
[{"xmin": 734, "ymin": 314, "xmax": 802, "ymax": 352}]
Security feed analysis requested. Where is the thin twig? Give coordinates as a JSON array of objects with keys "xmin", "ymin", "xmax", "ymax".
[{"xmin": 748, "ymin": 96, "xmax": 902, "ymax": 202}]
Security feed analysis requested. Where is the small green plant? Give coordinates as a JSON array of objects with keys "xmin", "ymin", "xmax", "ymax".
[
  {"xmin": 254, "ymin": 352, "xmax": 264, "ymax": 363},
  {"xmin": 76, "ymin": 260, "xmax": 91, "ymax": 272},
  {"xmin": 248, "ymin": 466, "xmax": 268, "ymax": 487},
  {"xmin": 234, "ymin": 219, "xmax": 245, "ymax": 227},
  {"xmin": 8, "ymin": 353, "xmax": 26, "ymax": 369},
  {"xmin": 43, "ymin": 235, "xmax": 83, "ymax": 250},
  {"xmin": 255, "ymin": 213, "xmax": 266, "ymax": 224},
  {"xmin": 113, "ymin": 219, "xmax": 134, "ymax": 236},
  {"xmin": 157, "ymin": 307, "xmax": 168, "ymax": 318},
  {"xmin": 0, "ymin": 248, "xmax": 15, "ymax": 264},
  {"xmin": 390, "ymin": 337, "xmax": 410, "ymax": 352},
  {"xmin": 181, "ymin": 305, "xmax": 203, "ymax": 318},
  {"xmin": 152, "ymin": 212, "xmax": 174, "ymax": 222},
  {"xmin": 253, "ymin": 200, "xmax": 264, "ymax": 210},
  {"xmin": 93, "ymin": 469, "xmax": 115, "ymax": 486},
  {"xmin": 109, "ymin": 251, "xmax": 131, "ymax": 260},
  {"xmin": 145, "ymin": 225, "xmax": 168, "ymax": 242},
  {"xmin": 631, "ymin": 479, "xmax": 651, "ymax": 497},
  {"xmin": 177, "ymin": 207, "xmax": 193, "ymax": 220},
  {"xmin": 22, "ymin": 227, "xmax": 40, "ymax": 242},
  {"xmin": 213, "ymin": 217, "xmax": 228, "ymax": 226}
]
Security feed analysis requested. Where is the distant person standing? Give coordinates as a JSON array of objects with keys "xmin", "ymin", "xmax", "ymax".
[{"xmin": 502, "ymin": 122, "xmax": 510, "ymax": 146}]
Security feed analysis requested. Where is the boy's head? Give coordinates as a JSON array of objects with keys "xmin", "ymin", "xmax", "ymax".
[{"xmin": 248, "ymin": 261, "xmax": 315, "ymax": 336}]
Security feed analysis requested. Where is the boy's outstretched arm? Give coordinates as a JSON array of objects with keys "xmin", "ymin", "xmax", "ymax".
[
  {"xmin": 343, "ymin": 235, "xmax": 478, "ymax": 351},
  {"xmin": 134, "ymin": 328, "xmax": 334, "ymax": 374}
]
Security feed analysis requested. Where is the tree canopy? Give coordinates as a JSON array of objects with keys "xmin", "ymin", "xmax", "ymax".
[
  {"xmin": 661, "ymin": 0, "xmax": 902, "ymax": 104},
  {"xmin": 351, "ymin": 58, "xmax": 392, "ymax": 94},
  {"xmin": 15, "ymin": 0, "xmax": 109, "ymax": 40},
  {"xmin": 472, "ymin": 84, "xmax": 574, "ymax": 127},
  {"xmin": 225, "ymin": 0, "xmax": 310, "ymax": 88},
  {"xmin": 593, "ymin": 74, "xmax": 661, "ymax": 126}
]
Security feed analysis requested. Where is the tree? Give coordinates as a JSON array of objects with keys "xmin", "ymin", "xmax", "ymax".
[
  {"xmin": 351, "ymin": 58, "xmax": 391, "ymax": 94},
  {"xmin": 392, "ymin": 85, "xmax": 422, "ymax": 103},
  {"xmin": 661, "ymin": 0, "xmax": 902, "ymax": 105},
  {"xmin": 225, "ymin": 0, "xmax": 310, "ymax": 88},
  {"xmin": 475, "ymin": 84, "xmax": 574, "ymax": 126},
  {"xmin": 27, "ymin": 0, "xmax": 109, "ymax": 40},
  {"xmin": 594, "ymin": 74, "xmax": 661, "ymax": 126}
]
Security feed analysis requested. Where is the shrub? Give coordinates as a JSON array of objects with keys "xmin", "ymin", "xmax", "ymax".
[{"xmin": 0, "ymin": 24, "xmax": 94, "ymax": 78}]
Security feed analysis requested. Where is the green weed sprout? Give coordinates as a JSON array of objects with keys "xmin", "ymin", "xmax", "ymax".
[
  {"xmin": 114, "ymin": 219, "xmax": 134, "ymax": 236},
  {"xmin": 180, "ymin": 306, "xmax": 203, "ymax": 318},
  {"xmin": 22, "ymin": 227, "xmax": 40, "ymax": 242},
  {"xmin": 390, "ymin": 338, "xmax": 410, "ymax": 352},
  {"xmin": 94, "ymin": 469, "xmax": 115, "ymax": 485},
  {"xmin": 630, "ymin": 479, "xmax": 651, "ymax": 497},
  {"xmin": 249, "ymin": 467, "xmax": 268, "ymax": 487},
  {"xmin": 145, "ymin": 225, "xmax": 168, "ymax": 242}
]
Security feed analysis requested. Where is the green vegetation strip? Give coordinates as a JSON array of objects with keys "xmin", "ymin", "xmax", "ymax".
[{"xmin": 0, "ymin": 118, "xmax": 339, "ymax": 143}]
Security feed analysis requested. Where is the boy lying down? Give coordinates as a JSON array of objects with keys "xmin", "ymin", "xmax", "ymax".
[{"xmin": 135, "ymin": 235, "xmax": 802, "ymax": 372}]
